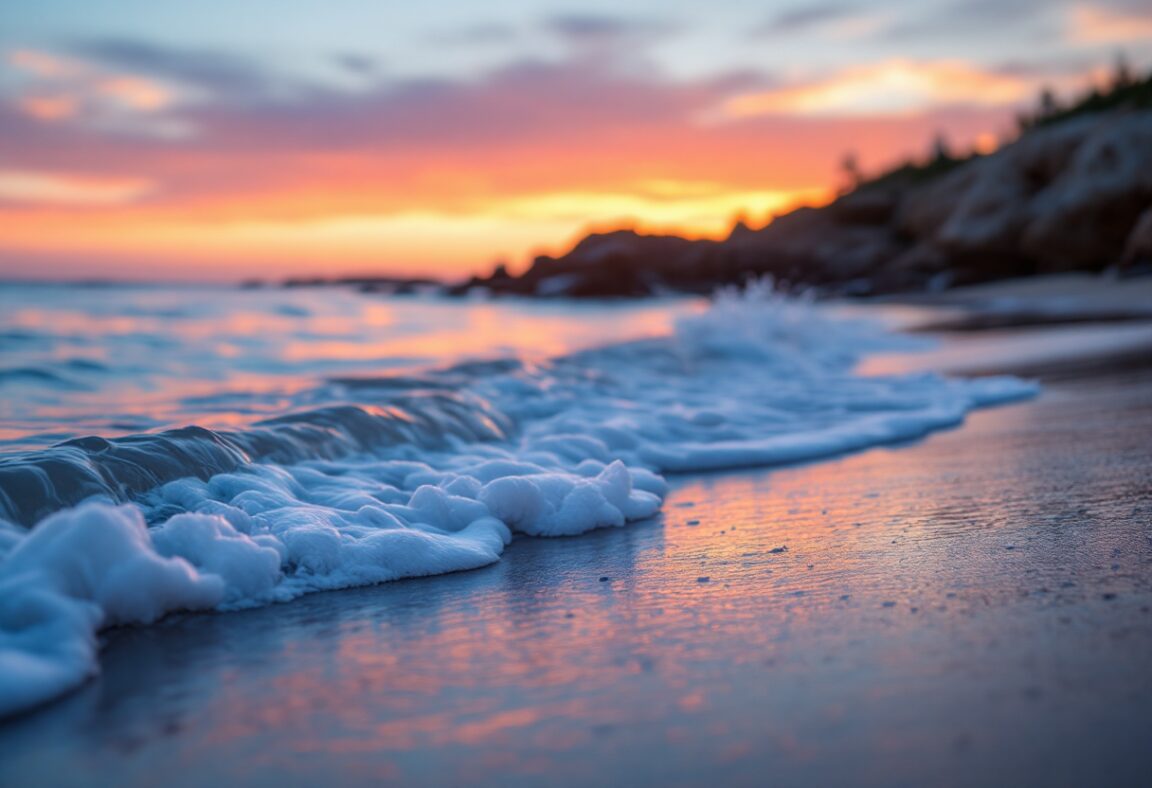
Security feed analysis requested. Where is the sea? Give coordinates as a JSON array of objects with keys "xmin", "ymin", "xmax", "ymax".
[{"xmin": 0, "ymin": 279, "xmax": 1035, "ymax": 717}]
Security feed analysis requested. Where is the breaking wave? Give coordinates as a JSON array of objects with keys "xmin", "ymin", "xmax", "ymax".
[{"xmin": 0, "ymin": 283, "xmax": 1036, "ymax": 717}]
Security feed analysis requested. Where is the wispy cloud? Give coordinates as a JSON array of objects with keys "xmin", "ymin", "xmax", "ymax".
[
  {"xmin": 752, "ymin": 3, "xmax": 862, "ymax": 36},
  {"xmin": 6, "ymin": 47, "xmax": 184, "ymax": 135},
  {"xmin": 332, "ymin": 53, "xmax": 381, "ymax": 76},
  {"xmin": 723, "ymin": 59, "xmax": 1034, "ymax": 117},
  {"xmin": 65, "ymin": 38, "xmax": 281, "ymax": 100},
  {"xmin": 1069, "ymin": 2, "xmax": 1152, "ymax": 43},
  {"xmin": 542, "ymin": 13, "xmax": 677, "ymax": 45},
  {"xmin": 0, "ymin": 170, "xmax": 154, "ymax": 205},
  {"xmin": 0, "ymin": 45, "xmax": 1011, "ymax": 215},
  {"xmin": 426, "ymin": 22, "xmax": 519, "ymax": 46},
  {"xmin": 880, "ymin": 0, "xmax": 1059, "ymax": 40}
]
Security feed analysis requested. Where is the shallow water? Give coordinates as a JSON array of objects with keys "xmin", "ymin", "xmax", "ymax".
[
  {"xmin": 0, "ymin": 281, "xmax": 1036, "ymax": 718},
  {"xmin": 0, "ymin": 283, "xmax": 697, "ymax": 449},
  {"xmin": 2, "ymin": 367, "xmax": 1148, "ymax": 787}
]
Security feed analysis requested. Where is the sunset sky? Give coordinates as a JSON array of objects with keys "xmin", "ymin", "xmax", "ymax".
[{"xmin": 1, "ymin": 1, "xmax": 1150, "ymax": 282}]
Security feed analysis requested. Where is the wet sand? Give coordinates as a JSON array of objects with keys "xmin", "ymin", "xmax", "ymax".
[
  {"xmin": 2, "ymin": 330, "xmax": 1151, "ymax": 786},
  {"xmin": 884, "ymin": 272, "xmax": 1152, "ymax": 330}
]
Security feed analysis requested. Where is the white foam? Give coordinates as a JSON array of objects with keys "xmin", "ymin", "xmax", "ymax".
[
  {"xmin": 0, "ymin": 503, "xmax": 224, "ymax": 717},
  {"xmin": 0, "ymin": 284, "xmax": 1037, "ymax": 718}
]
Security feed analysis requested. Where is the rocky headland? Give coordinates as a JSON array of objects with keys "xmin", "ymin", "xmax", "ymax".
[
  {"xmin": 281, "ymin": 70, "xmax": 1152, "ymax": 299},
  {"xmin": 454, "ymin": 107, "xmax": 1152, "ymax": 298}
]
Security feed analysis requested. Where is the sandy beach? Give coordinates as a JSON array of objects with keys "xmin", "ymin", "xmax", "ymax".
[
  {"xmin": 2, "ymin": 295, "xmax": 1150, "ymax": 787},
  {"xmin": 2, "ymin": 1, "xmax": 1150, "ymax": 781}
]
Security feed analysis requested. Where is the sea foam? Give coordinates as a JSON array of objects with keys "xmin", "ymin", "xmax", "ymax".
[{"xmin": 0, "ymin": 283, "xmax": 1036, "ymax": 717}]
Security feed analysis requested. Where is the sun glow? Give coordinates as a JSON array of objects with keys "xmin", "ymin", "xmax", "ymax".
[{"xmin": 0, "ymin": 181, "xmax": 830, "ymax": 280}]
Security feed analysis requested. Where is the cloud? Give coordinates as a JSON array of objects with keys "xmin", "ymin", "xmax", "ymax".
[
  {"xmin": 17, "ymin": 94, "xmax": 78, "ymax": 121},
  {"xmin": 0, "ymin": 45, "xmax": 771, "ymax": 212},
  {"xmin": 542, "ymin": 13, "xmax": 676, "ymax": 44},
  {"xmin": 8, "ymin": 48, "xmax": 87, "ymax": 78},
  {"xmin": 1089, "ymin": 0, "xmax": 1152, "ymax": 14},
  {"xmin": 1069, "ymin": 2, "xmax": 1152, "ymax": 43},
  {"xmin": 426, "ymin": 23, "xmax": 519, "ymax": 46},
  {"xmin": 332, "ymin": 53, "xmax": 381, "ymax": 75},
  {"xmin": 0, "ymin": 170, "xmax": 153, "ymax": 205},
  {"xmin": 65, "ymin": 38, "xmax": 278, "ymax": 100},
  {"xmin": 5, "ymin": 47, "xmax": 182, "ymax": 134},
  {"xmin": 175, "ymin": 55, "xmax": 755, "ymax": 156},
  {"xmin": 0, "ymin": 51, "xmax": 1012, "ymax": 218},
  {"xmin": 752, "ymin": 3, "xmax": 861, "ymax": 36},
  {"xmin": 723, "ymin": 60, "xmax": 1034, "ymax": 117},
  {"xmin": 880, "ymin": 0, "xmax": 1061, "ymax": 39}
]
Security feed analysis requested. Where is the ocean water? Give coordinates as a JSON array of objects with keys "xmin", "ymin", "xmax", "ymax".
[{"xmin": 0, "ymin": 280, "xmax": 1035, "ymax": 718}]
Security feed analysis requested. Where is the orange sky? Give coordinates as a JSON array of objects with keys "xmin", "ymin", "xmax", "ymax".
[{"xmin": 0, "ymin": 2, "xmax": 1149, "ymax": 282}]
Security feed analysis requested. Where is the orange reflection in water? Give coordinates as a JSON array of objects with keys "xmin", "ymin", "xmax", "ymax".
[
  {"xmin": 217, "ymin": 299, "xmax": 688, "ymax": 367},
  {"xmin": 0, "ymin": 287, "xmax": 699, "ymax": 447}
]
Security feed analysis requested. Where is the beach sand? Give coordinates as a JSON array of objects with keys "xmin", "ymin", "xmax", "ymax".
[{"xmin": 1, "ymin": 300, "xmax": 1151, "ymax": 786}]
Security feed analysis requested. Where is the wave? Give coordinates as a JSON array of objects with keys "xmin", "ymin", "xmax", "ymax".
[{"xmin": 0, "ymin": 283, "xmax": 1037, "ymax": 718}]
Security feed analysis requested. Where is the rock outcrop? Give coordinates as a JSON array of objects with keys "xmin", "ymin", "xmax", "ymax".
[
  {"xmin": 919, "ymin": 112, "xmax": 1152, "ymax": 275},
  {"xmin": 458, "ymin": 109, "xmax": 1152, "ymax": 298}
]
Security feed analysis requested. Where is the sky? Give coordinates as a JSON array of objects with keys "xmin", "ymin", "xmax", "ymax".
[{"xmin": 0, "ymin": 1, "xmax": 1150, "ymax": 282}]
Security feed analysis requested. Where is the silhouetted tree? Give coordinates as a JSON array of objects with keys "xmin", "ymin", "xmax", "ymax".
[
  {"xmin": 1112, "ymin": 51, "xmax": 1134, "ymax": 89},
  {"xmin": 931, "ymin": 132, "xmax": 952, "ymax": 162},
  {"xmin": 839, "ymin": 151, "xmax": 862, "ymax": 192}
]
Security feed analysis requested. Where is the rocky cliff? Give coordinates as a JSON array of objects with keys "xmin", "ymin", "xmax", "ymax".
[{"xmin": 458, "ymin": 109, "xmax": 1152, "ymax": 298}]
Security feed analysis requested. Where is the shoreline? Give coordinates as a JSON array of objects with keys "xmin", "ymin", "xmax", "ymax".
[{"xmin": 1, "ymin": 311, "xmax": 1150, "ymax": 785}]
